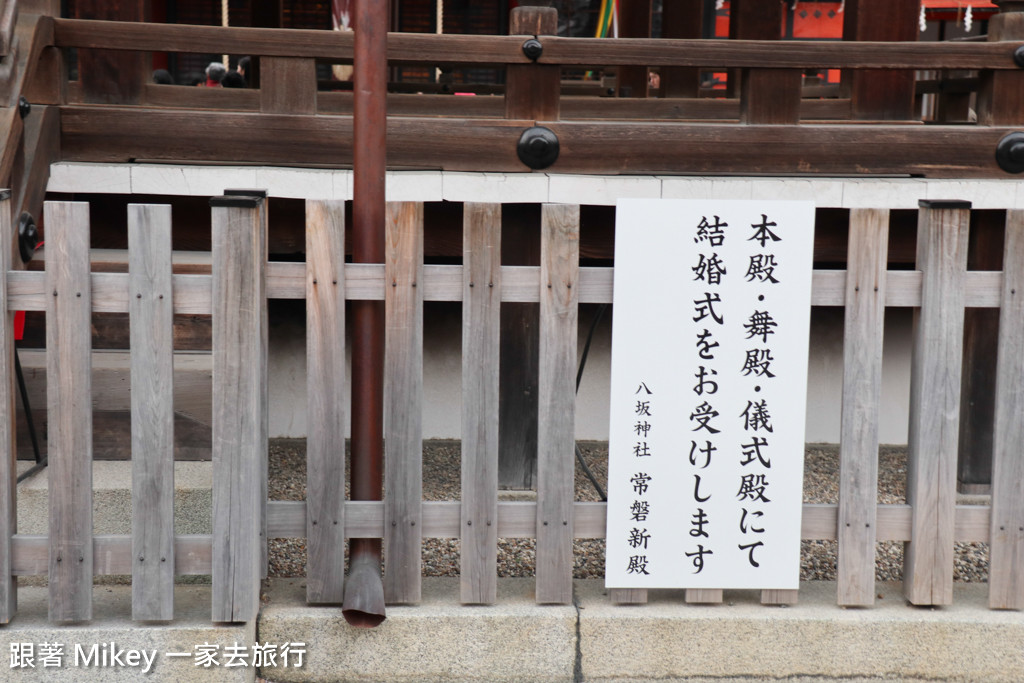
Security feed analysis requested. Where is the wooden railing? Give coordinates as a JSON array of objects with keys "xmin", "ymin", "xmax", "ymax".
[
  {"xmin": 0, "ymin": 13, "xmax": 1018, "ymax": 177},
  {"xmin": 1, "ymin": 190, "xmax": 1022, "ymax": 623}
]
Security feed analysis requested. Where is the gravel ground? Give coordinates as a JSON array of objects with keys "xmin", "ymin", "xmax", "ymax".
[{"xmin": 268, "ymin": 440, "xmax": 990, "ymax": 584}]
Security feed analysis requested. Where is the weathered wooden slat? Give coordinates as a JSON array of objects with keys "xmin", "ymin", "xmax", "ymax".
[
  {"xmin": 0, "ymin": 190, "xmax": 15, "ymax": 623},
  {"xmin": 13, "ymin": 535, "xmax": 214, "ymax": 576},
  {"xmin": 535, "ymin": 204, "xmax": 579, "ymax": 605},
  {"xmin": 760, "ymin": 589, "xmax": 799, "ymax": 605},
  {"xmin": 383, "ymin": 202, "xmax": 424, "ymax": 605},
  {"xmin": 58, "ymin": 106, "xmax": 1024, "ymax": 178},
  {"xmin": 609, "ymin": 588, "xmax": 648, "ymax": 605},
  {"xmin": 304, "ymin": 199, "xmax": 347, "ymax": 605},
  {"xmin": 460, "ymin": 203, "xmax": 501, "ymax": 605},
  {"xmin": 837, "ymin": 209, "xmax": 889, "ymax": 607},
  {"xmin": 128, "ymin": 204, "xmax": 175, "ymax": 621},
  {"xmin": 260, "ymin": 57, "xmax": 316, "ymax": 115},
  {"xmin": 685, "ymin": 589, "xmax": 723, "ymax": 604},
  {"xmin": 10, "ymin": 502, "xmax": 993, "ymax": 577},
  {"xmin": 989, "ymin": 209, "xmax": 1024, "ymax": 610},
  {"xmin": 210, "ymin": 195, "xmax": 266, "ymax": 623},
  {"xmin": 4, "ymin": 266, "xmax": 1009, "ymax": 311},
  {"xmin": 904, "ymin": 200, "xmax": 970, "ymax": 606},
  {"xmin": 45, "ymin": 201, "xmax": 93, "ymax": 623}
]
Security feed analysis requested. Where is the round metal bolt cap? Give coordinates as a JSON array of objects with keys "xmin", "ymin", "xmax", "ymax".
[
  {"xmin": 996, "ymin": 132, "xmax": 1024, "ymax": 174},
  {"xmin": 517, "ymin": 126, "xmax": 559, "ymax": 170},
  {"xmin": 18, "ymin": 213, "xmax": 39, "ymax": 264},
  {"xmin": 522, "ymin": 38, "xmax": 543, "ymax": 61}
]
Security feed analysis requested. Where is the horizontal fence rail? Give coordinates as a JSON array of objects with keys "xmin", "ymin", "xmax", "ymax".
[{"xmin": 2, "ymin": 197, "xmax": 1023, "ymax": 623}]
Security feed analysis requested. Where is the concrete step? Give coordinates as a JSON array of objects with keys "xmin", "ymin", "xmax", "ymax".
[
  {"xmin": 17, "ymin": 461, "xmax": 212, "ymax": 536},
  {"xmin": 1, "ymin": 585, "xmax": 253, "ymax": 682},
  {"xmin": 259, "ymin": 578, "xmax": 1024, "ymax": 682}
]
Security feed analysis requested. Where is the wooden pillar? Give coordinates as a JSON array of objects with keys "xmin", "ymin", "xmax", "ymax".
[
  {"xmin": 977, "ymin": 1, "xmax": 1024, "ymax": 126},
  {"xmin": 500, "ymin": 6, "xmax": 558, "ymax": 491},
  {"xmin": 660, "ymin": 0, "xmax": 703, "ymax": 98},
  {"xmin": 729, "ymin": 0, "xmax": 800, "ymax": 124},
  {"xmin": 842, "ymin": 0, "xmax": 919, "ymax": 120},
  {"xmin": 617, "ymin": 0, "xmax": 652, "ymax": 97},
  {"xmin": 74, "ymin": 0, "xmax": 150, "ymax": 104},
  {"xmin": 505, "ymin": 6, "xmax": 560, "ymax": 121}
]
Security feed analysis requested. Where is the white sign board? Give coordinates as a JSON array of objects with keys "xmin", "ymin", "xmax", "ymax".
[{"xmin": 605, "ymin": 199, "xmax": 815, "ymax": 590}]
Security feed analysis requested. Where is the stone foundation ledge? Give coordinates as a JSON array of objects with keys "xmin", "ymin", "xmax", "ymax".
[{"xmin": 261, "ymin": 578, "xmax": 1024, "ymax": 683}]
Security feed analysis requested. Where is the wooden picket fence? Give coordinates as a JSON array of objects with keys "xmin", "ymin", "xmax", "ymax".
[{"xmin": 0, "ymin": 190, "xmax": 1021, "ymax": 625}]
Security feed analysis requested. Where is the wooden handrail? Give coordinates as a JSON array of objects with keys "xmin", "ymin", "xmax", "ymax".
[{"xmin": 51, "ymin": 18, "xmax": 1024, "ymax": 71}]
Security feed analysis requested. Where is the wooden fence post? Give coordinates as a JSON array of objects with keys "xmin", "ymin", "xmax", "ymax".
[
  {"xmin": 129, "ymin": 204, "xmax": 175, "ymax": 621},
  {"xmin": 0, "ymin": 189, "xmax": 15, "ymax": 623},
  {"xmin": 837, "ymin": 208, "xmax": 889, "ymax": 607},
  {"xmin": 904, "ymin": 200, "xmax": 969, "ymax": 606},
  {"xmin": 461, "ymin": 203, "xmax": 501, "ymax": 605},
  {"xmin": 536, "ymin": 203, "xmax": 578, "ymax": 605},
  {"xmin": 45, "ymin": 201, "xmax": 93, "ymax": 623},
  {"xmin": 211, "ymin": 195, "xmax": 266, "ymax": 623},
  {"xmin": 989, "ymin": 209, "xmax": 1024, "ymax": 610},
  {"xmin": 384, "ymin": 201, "xmax": 424, "ymax": 605},
  {"xmin": 305, "ymin": 199, "xmax": 347, "ymax": 605}
]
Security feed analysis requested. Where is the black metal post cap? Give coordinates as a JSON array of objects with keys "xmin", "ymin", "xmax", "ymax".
[
  {"xmin": 522, "ymin": 38, "xmax": 543, "ymax": 61},
  {"xmin": 1014, "ymin": 45, "xmax": 1024, "ymax": 69},
  {"xmin": 18, "ymin": 97, "xmax": 30, "ymax": 119},
  {"xmin": 996, "ymin": 132, "xmax": 1024, "ymax": 174},
  {"xmin": 517, "ymin": 126, "xmax": 559, "ymax": 170},
  {"xmin": 18, "ymin": 213, "xmax": 39, "ymax": 264}
]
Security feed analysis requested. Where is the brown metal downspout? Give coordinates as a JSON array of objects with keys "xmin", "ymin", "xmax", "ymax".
[{"xmin": 341, "ymin": 0, "xmax": 387, "ymax": 628}]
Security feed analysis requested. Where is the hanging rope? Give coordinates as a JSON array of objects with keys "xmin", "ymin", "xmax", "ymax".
[{"xmin": 221, "ymin": 0, "xmax": 229, "ymax": 69}]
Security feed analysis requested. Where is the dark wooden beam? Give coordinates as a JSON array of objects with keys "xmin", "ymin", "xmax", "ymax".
[
  {"xmin": 58, "ymin": 106, "xmax": 1019, "ymax": 177},
  {"xmin": 842, "ymin": 0, "xmax": 920, "ymax": 120},
  {"xmin": 73, "ymin": 0, "xmax": 150, "ymax": 104},
  {"xmin": 50, "ymin": 18, "xmax": 1024, "ymax": 70}
]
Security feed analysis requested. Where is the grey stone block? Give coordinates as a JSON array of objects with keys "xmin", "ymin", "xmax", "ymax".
[
  {"xmin": 577, "ymin": 580, "xmax": 1024, "ymax": 682},
  {"xmin": 259, "ymin": 577, "xmax": 577, "ymax": 682},
  {"xmin": 0, "ymin": 585, "xmax": 253, "ymax": 681}
]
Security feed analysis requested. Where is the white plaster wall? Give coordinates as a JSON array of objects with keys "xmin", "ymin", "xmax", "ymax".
[{"xmin": 268, "ymin": 302, "xmax": 914, "ymax": 445}]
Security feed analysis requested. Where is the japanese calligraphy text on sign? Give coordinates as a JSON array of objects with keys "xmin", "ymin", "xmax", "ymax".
[{"xmin": 606, "ymin": 199, "xmax": 815, "ymax": 590}]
